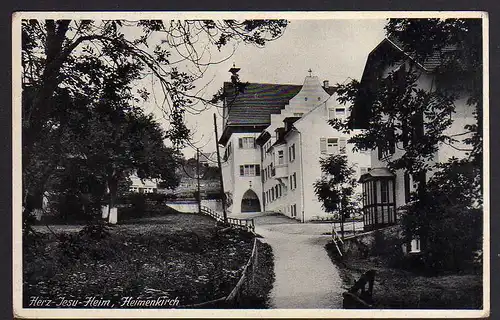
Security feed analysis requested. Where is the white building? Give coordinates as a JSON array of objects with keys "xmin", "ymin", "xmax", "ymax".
[
  {"xmin": 129, "ymin": 175, "xmax": 158, "ymax": 193},
  {"xmin": 353, "ymin": 37, "xmax": 476, "ymax": 231},
  {"xmin": 219, "ymin": 69, "xmax": 371, "ymax": 221}
]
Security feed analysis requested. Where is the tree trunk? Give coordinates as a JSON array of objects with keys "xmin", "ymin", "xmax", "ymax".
[
  {"xmin": 108, "ymin": 178, "xmax": 118, "ymax": 224},
  {"xmin": 24, "ymin": 189, "xmax": 44, "ymax": 224}
]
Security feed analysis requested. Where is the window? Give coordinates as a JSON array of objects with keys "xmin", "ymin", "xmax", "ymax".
[
  {"xmin": 278, "ymin": 150, "xmax": 284, "ymax": 165},
  {"xmin": 289, "ymin": 144, "xmax": 296, "ymax": 162},
  {"xmin": 320, "ymin": 137, "xmax": 347, "ymax": 155},
  {"xmin": 327, "ymin": 138, "xmax": 338, "ymax": 154},
  {"xmin": 378, "ymin": 128, "xmax": 396, "ymax": 159},
  {"xmin": 335, "ymin": 108, "xmax": 346, "ymax": 117},
  {"xmin": 275, "ymin": 185, "xmax": 279, "ymax": 198},
  {"xmin": 328, "ymin": 108, "xmax": 345, "ymax": 120},
  {"xmin": 239, "ymin": 164, "xmax": 260, "ymax": 177},
  {"xmin": 271, "ymin": 188, "xmax": 275, "ymax": 201},
  {"xmin": 293, "ymin": 112, "xmax": 304, "ymax": 117},
  {"xmin": 410, "ymin": 238, "xmax": 421, "ymax": 253},
  {"xmin": 238, "ymin": 137, "xmax": 256, "ymax": 149},
  {"xmin": 381, "ymin": 180, "xmax": 389, "ymax": 203},
  {"xmin": 290, "ymin": 172, "xmax": 297, "ymax": 190},
  {"xmin": 291, "ymin": 204, "xmax": 297, "ymax": 217}
]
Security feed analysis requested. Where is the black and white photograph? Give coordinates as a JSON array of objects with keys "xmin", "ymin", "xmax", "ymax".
[{"xmin": 13, "ymin": 12, "xmax": 489, "ymax": 318}]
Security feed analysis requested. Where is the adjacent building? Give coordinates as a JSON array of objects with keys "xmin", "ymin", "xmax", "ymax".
[
  {"xmin": 219, "ymin": 68, "xmax": 371, "ymax": 221},
  {"xmin": 353, "ymin": 37, "xmax": 477, "ymax": 232}
]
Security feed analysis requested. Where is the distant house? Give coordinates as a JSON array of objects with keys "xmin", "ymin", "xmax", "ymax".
[
  {"xmin": 129, "ymin": 175, "xmax": 158, "ymax": 193},
  {"xmin": 352, "ymin": 37, "xmax": 476, "ymax": 235},
  {"xmin": 219, "ymin": 68, "xmax": 371, "ymax": 220},
  {"xmin": 199, "ymin": 152, "xmax": 218, "ymax": 167}
]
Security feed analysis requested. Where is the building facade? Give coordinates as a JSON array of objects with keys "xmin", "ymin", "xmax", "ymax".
[
  {"xmin": 219, "ymin": 70, "xmax": 371, "ymax": 220},
  {"xmin": 353, "ymin": 37, "xmax": 476, "ymax": 232}
]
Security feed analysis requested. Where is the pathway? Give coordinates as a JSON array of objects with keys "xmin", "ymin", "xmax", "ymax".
[{"xmin": 234, "ymin": 213, "xmax": 344, "ymax": 309}]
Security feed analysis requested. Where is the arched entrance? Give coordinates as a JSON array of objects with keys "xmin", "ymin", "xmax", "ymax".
[{"xmin": 241, "ymin": 189, "xmax": 261, "ymax": 212}]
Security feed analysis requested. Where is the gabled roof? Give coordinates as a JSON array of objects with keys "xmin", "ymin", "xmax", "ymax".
[
  {"xmin": 219, "ymin": 81, "xmax": 337, "ymax": 144},
  {"xmin": 350, "ymin": 36, "xmax": 457, "ymax": 129},
  {"xmin": 223, "ymin": 82, "xmax": 302, "ymax": 126},
  {"xmin": 223, "ymin": 81, "xmax": 337, "ymax": 127},
  {"xmin": 385, "ymin": 37, "xmax": 457, "ymax": 72}
]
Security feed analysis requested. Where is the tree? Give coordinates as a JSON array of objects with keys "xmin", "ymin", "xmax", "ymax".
[
  {"xmin": 314, "ymin": 154, "xmax": 357, "ymax": 239},
  {"xmin": 21, "ymin": 19, "xmax": 288, "ymax": 221},
  {"xmin": 332, "ymin": 18, "xmax": 481, "ymax": 192},
  {"xmin": 402, "ymin": 158, "xmax": 482, "ymax": 272},
  {"xmin": 330, "ymin": 18, "xmax": 482, "ymax": 267}
]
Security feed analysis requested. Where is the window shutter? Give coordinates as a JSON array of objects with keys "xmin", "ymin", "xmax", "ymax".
[
  {"xmin": 339, "ymin": 137, "xmax": 347, "ymax": 154},
  {"xmin": 238, "ymin": 138, "xmax": 243, "ymax": 148},
  {"xmin": 240, "ymin": 165, "xmax": 244, "ymax": 176},
  {"xmin": 320, "ymin": 138, "xmax": 327, "ymax": 154}
]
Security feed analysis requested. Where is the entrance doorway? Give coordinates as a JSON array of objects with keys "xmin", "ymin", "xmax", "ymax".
[{"xmin": 241, "ymin": 189, "xmax": 261, "ymax": 212}]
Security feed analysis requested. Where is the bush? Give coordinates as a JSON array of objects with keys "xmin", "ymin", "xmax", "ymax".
[
  {"xmin": 79, "ymin": 222, "xmax": 111, "ymax": 240},
  {"xmin": 370, "ymin": 230, "xmax": 406, "ymax": 268},
  {"xmin": 402, "ymin": 158, "xmax": 482, "ymax": 273}
]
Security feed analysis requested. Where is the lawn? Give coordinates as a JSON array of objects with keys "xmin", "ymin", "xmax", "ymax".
[
  {"xmin": 23, "ymin": 212, "xmax": 265, "ymax": 308},
  {"xmin": 326, "ymin": 243, "xmax": 483, "ymax": 309}
]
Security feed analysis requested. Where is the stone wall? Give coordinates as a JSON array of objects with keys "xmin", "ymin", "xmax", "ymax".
[
  {"xmin": 165, "ymin": 199, "xmax": 223, "ymax": 214},
  {"xmin": 342, "ymin": 225, "xmax": 402, "ymax": 258}
]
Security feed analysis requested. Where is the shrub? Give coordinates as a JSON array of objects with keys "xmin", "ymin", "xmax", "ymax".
[
  {"xmin": 402, "ymin": 158, "xmax": 482, "ymax": 273},
  {"xmin": 79, "ymin": 222, "xmax": 111, "ymax": 240}
]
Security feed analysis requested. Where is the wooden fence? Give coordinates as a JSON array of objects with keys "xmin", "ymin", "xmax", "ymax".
[
  {"xmin": 200, "ymin": 206, "xmax": 255, "ymax": 233},
  {"xmin": 183, "ymin": 237, "xmax": 260, "ymax": 308},
  {"xmin": 331, "ymin": 225, "xmax": 344, "ymax": 257}
]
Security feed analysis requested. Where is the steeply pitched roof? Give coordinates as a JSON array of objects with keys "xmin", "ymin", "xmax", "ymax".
[
  {"xmin": 350, "ymin": 37, "xmax": 458, "ymax": 129},
  {"xmin": 223, "ymin": 82, "xmax": 301, "ymax": 126},
  {"xmin": 386, "ymin": 36, "xmax": 457, "ymax": 72},
  {"xmin": 223, "ymin": 82, "xmax": 337, "ymax": 127}
]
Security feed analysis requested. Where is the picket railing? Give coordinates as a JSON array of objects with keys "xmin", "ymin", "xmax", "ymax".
[{"xmin": 200, "ymin": 206, "xmax": 255, "ymax": 233}]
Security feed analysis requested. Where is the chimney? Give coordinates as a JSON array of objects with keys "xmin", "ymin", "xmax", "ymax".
[{"xmin": 323, "ymin": 80, "xmax": 329, "ymax": 89}]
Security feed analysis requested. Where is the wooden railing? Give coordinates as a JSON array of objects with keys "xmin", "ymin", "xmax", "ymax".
[
  {"xmin": 331, "ymin": 224, "xmax": 344, "ymax": 257},
  {"xmin": 182, "ymin": 237, "xmax": 260, "ymax": 308},
  {"xmin": 227, "ymin": 217, "xmax": 255, "ymax": 233},
  {"xmin": 200, "ymin": 206, "xmax": 255, "ymax": 233},
  {"xmin": 200, "ymin": 205, "xmax": 224, "ymax": 223}
]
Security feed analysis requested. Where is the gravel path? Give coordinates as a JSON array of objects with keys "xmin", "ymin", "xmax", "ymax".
[{"xmin": 251, "ymin": 214, "xmax": 344, "ymax": 309}]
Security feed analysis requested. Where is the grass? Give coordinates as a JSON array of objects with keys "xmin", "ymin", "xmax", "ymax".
[
  {"xmin": 325, "ymin": 243, "xmax": 483, "ymax": 309},
  {"xmin": 24, "ymin": 212, "xmax": 264, "ymax": 308}
]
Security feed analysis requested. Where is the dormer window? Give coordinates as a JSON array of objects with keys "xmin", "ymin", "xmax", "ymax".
[
  {"xmin": 293, "ymin": 113, "xmax": 304, "ymax": 117},
  {"xmin": 304, "ymin": 97, "xmax": 308, "ymax": 101}
]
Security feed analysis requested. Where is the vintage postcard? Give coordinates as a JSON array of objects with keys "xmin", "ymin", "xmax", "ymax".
[{"xmin": 12, "ymin": 11, "xmax": 489, "ymax": 318}]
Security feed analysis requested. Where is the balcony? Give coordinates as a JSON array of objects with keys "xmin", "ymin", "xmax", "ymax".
[{"xmin": 274, "ymin": 164, "xmax": 288, "ymax": 179}]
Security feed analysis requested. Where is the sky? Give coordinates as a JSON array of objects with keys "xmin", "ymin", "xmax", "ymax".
[{"xmin": 142, "ymin": 19, "xmax": 388, "ymax": 159}]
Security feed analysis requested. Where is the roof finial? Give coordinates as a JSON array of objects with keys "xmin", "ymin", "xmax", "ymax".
[
  {"xmin": 229, "ymin": 63, "xmax": 240, "ymax": 76},
  {"xmin": 308, "ymin": 68, "xmax": 313, "ymax": 77}
]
